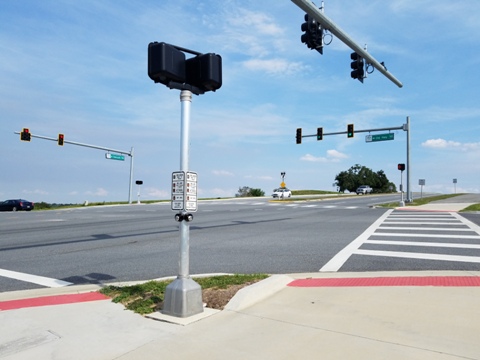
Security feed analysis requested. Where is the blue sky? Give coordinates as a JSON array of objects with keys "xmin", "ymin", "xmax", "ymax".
[{"xmin": 1, "ymin": 0, "xmax": 479, "ymax": 204}]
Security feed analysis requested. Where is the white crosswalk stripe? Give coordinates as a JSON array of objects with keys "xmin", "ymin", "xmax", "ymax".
[{"xmin": 321, "ymin": 210, "xmax": 480, "ymax": 272}]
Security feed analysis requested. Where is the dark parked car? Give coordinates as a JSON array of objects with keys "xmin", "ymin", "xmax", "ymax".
[{"xmin": 0, "ymin": 199, "xmax": 34, "ymax": 211}]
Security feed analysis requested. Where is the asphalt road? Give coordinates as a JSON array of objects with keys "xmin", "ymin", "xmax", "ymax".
[{"xmin": 1, "ymin": 194, "xmax": 479, "ymax": 293}]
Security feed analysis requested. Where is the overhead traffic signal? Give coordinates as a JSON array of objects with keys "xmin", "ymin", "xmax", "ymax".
[
  {"xmin": 398, "ymin": 163, "xmax": 405, "ymax": 171},
  {"xmin": 296, "ymin": 128, "xmax": 302, "ymax": 144},
  {"xmin": 350, "ymin": 52, "xmax": 364, "ymax": 82},
  {"xmin": 58, "ymin": 133, "xmax": 64, "ymax": 146},
  {"xmin": 300, "ymin": 14, "xmax": 323, "ymax": 54},
  {"xmin": 185, "ymin": 53, "xmax": 223, "ymax": 93},
  {"xmin": 347, "ymin": 124, "xmax": 354, "ymax": 138},
  {"xmin": 20, "ymin": 128, "xmax": 31, "ymax": 142},
  {"xmin": 148, "ymin": 42, "xmax": 222, "ymax": 95},
  {"xmin": 317, "ymin": 127, "xmax": 323, "ymax": 140}
]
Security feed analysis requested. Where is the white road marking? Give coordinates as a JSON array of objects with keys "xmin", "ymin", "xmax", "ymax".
[
  {"xmin": 321, "ymin": 210, "xmax": 480, "ymax": 272},
  {"xmin": 354, "ymin": 249, "xmax": 480, "ymax": 263},
  {"xmin": 370, "ymin": 232, "xmax": 480, "ymax": 239},
  {"xmin": 383, "ymin": 221, "xmax": 461, "ymax": 225},
  {"xmin": 320, "ymin": 209, "xmax": 394, "ymax": 272},
  {"xmin": 0, "ymin": 269, "xmax": 72, "ymax": 288},
  {"xmin": 451, "ymin": 212, "xmax": 480, "ymax": 233},
  {"xmin": 378, "ymin": 226, "xmax": 475, "ymax": 232},
  {"xmin": 365, "ymin": 239, "xmax": 480, "ymax": 249}
]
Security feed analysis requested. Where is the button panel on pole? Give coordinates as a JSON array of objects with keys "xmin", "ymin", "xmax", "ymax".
[{"xmin": 171, "ymin": 171, "xmax": 197, "ymax": 211}]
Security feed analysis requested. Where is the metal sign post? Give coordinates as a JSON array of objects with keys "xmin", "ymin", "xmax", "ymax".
[
  {"xmin": 162, "ymin": 90, "xmax": 203, "ymax": 318},
  {"xmin": 419, "ymin": 179, "xmax": 425, "ymax": 199},
  {"xmin": 399, "ymin": 170, "xmax": 405, "ymax": 207}
]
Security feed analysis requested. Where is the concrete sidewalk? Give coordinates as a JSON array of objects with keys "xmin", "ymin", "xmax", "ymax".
[
  {"xmin": 397, "ymin": 193, "xmax": 480, "ymax": 212},
  {"xmin": 1, "ymin": 271, "xmax": 480, "ymax": 360}
]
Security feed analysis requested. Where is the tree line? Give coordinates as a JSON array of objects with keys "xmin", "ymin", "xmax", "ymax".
[{"xmin": 334, "ymin": 164, "xmax": 396, "ymax": 193}]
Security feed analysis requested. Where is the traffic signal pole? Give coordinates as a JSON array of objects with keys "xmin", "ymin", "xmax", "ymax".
[
  {"xmin": 162, "ymin": 90, "xmax": 204, "ymax": 318},
  {"xmin": 14, "ymin": 130, "xmax": 135, "ymax": 204},
  {"xmin": 406, "ymin": 116, "xmax": 412, "ymax": 202},
  {"xmin": 297, "ymin": 116, "xmax": 412, "ymax": 202},
  {"xmin": 291, "ymin": 0, "xmax": 403, "ymax": 88}
]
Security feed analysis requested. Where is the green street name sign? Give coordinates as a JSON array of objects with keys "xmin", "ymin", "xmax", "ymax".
[
  {"xmin": 365, "ymin": 133, "xmax": 394, "ymax": 143},
  {"xmin": 105, "ymin": 153, "xmax": 125, "ymax": 161}
]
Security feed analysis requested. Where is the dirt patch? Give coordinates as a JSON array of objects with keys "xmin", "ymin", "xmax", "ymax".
[{"xmin": 202, "ymin": 282, "xmax": 256, "ymax": 310}]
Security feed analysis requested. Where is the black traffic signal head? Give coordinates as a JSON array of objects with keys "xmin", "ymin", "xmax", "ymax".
[
  {"xmin": 148, "ymin": 42, "xmax": 186, "ymax": 85},
  {"xmin": 347, "ymin": 124, "xmax": 354, "ymax": 138},
  {"xmin": 185, "ymin": 53, "xmax": 222, "ymax": 93},
  {"xmin": 398, "ymin": 163, "xmax": 405, "ymax": 171},
  {"xmin": 350, "ymin": 52, "xmax": 364, "ymax": 82},
  {"xmin": 317, "ymin": 127, "xmax": 323, "ymax": 140},
  {"xmin": 301, "ymin": 14, "xmax": 323, "ymax": 53},
  {"xmin": 20, "ymin": 128, "xmax": 31, "ymax": 141},
  {"xmin": 296, "ymin": 128, "xmax": 302, "ymax": 144},
  {"xmin": 148, "ymin": 42, "xmax": 222, "ymax": 95},
  {"xmin": 58, "ymin": 134, "xmax": 64, "ymax": 146}
]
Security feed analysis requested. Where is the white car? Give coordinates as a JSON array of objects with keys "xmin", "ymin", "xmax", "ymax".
[
  {"xmin": 356, "ymin": 185, "xmax": 373, "ymax": 195},
  {"xmin": 272, "ymin": 188, "xmax": 292, "ymax": 198}
]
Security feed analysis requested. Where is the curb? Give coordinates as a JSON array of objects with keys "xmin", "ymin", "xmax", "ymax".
[{"xmin": 224, "ymin": 274, "xmax": 293, "ymax": 312}]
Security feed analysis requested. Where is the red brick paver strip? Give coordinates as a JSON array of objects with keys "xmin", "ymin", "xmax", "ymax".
[{"xmin": 288, "ymin": 276, "xmax": 480, "ymax": 287}]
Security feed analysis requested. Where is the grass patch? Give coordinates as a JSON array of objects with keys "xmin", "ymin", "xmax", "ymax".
[
  {"xmin": 291, "ymin": 190, "xmax": 337, "ymax": 195},
  {"xmin": 461, "ymin": 203, "xmax": 480, "ymax": 212},
  {"xmin": 378, "ymin": 193, "xmax": 466, "ymax": 208},
  {"xmin": 99, "ymin": 274, "xmax": 269, "ymax": 315}
]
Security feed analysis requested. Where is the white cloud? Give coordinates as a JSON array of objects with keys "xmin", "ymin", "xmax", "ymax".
[
  {"xmin": 326, "ymin": 149, "xmax": 349, "ymax": 159},
  {"xmin": 145, "ymin": 188, "xmax": 169, "ymax": 198},
  {"xmin": 422, "ymin": 139, "xmax": 480, "ymax": 151},
  {"xmin": 301, "ymin": 154, "xmax": 327, "ymax": 163},
  {"xmin": 85, "ymin": 188, "xmax": 108, "ymax": 197},
  {"xmin": 301, "ymin": 150, "xmax": 348, "ymax": 163},
  {"xmin": 231, "ymin": 9, "xmax": 283, "ymax": 37},
  {"xmin": 22, "ymin": 189, "xmax": 49, "ymax": 196},
  {"xmin": 212, "ymin": 170, "xmax": 234, "ymax": 177},
  {"xmin": 242, "ymin": 58, "xmax": 307, "ymax": 75},
  {"xmin": 244, "ymin": 175, "xmax": 274, "ymax": 181}
]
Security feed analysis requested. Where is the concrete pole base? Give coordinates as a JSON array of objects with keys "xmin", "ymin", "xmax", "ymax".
[{"xmin": 162, "ymin": 277, "xmax": 203, "ymax": 318}]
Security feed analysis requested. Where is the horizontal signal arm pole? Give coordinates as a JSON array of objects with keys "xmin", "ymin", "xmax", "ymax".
[
  {"xmin": 348, "ymin": 125, "xmax": 404, "ymax": 135},
  {"xmin": 291, "ymin": 0, "xmax": 403, "ymax": 88},
  {"xmin": 14, "ymin": 131, "xmax": 132, "ymax": 156},
  {"xmin": 302, "ymin": 125, "xmax": 405, "ymax": 138}
]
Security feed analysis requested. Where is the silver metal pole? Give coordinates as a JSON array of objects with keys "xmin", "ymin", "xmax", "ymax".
[
  {"xmin": 291, "ymin": 0, "xmax": 403, "ymax": 88},
  {"xmin": 128, "ymin": 147, "xmax": 134, "ymax": 204},
  {"xmin": 406, "ymin": 117, "xmax": 412, "ymax": 202},
  {"xmin": 399, "ymin": 171, "xmax": 405, "ymax": 207},
  {"xmin": 162, "ymin": 90, "xmax": 203, "ymax": 318},
  {"xmin": 179, "ymin": 90, "xmax": 191, "ymax": 278}
]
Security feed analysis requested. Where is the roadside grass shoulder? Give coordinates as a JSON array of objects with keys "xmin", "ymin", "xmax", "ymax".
[
  {"xmin": 99, "ymin": 274, "xmax": 269, "ymax": 315},
  {"xmin": 378, "ymin": 193, "xmax": 467, "ymax": 208},
  {"xmin": 292, "ymin": 190, "xmax": 337, "ymax": 195},
  {"xmin": 461, "ymin": 203, "xmax": 480, "ymax": 212}
]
